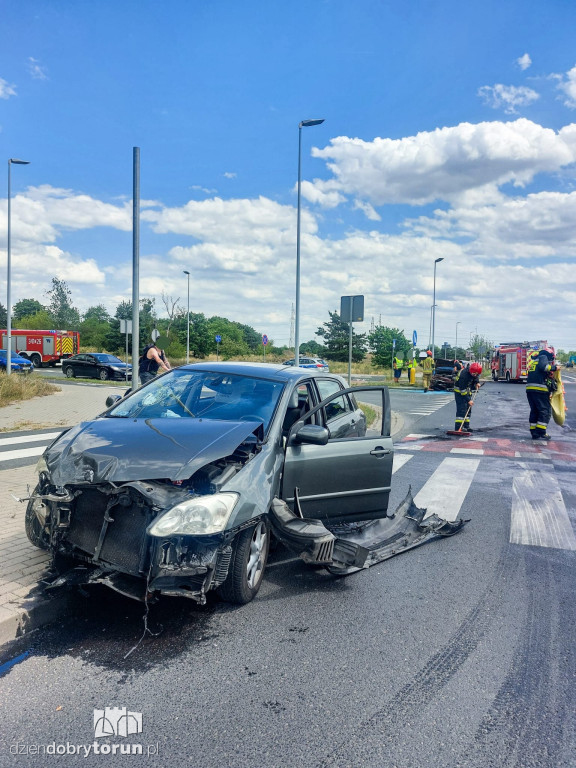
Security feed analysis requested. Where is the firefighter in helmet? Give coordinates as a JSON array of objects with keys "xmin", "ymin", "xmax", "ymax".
[
  {"xmin": 454, "ymin": 362, "xmax": 482, "ymax": 432},
  {"xmin": 421, "ymin": 350, "xmax": 434, "ymax": 392},
  {"xmin": 526, "ymin": 348, "xmax": 556, "ymax": 440}
]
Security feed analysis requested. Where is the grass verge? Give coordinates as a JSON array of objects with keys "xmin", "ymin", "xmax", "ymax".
[{"xmin": 0, "ymin": 373, "xmax": 60, "ymax": 408}]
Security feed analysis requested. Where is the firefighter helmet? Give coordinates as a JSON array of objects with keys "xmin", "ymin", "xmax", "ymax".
[
  {"xmin": 470, "ymin": 362, "xmax": 483, "ymax": 375},
  {"xmin": 427, "ymin": 350, "xmax": 433, "ymax": 356}
]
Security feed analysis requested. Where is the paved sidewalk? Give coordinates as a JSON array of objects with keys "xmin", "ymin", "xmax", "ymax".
[
  {"xmin": 0, "ymin": 383, "xmax": 117, "ymax": 645},
  {"xmin": 0, "ymin": 381, "xmax": 403, "ymax": 646}
]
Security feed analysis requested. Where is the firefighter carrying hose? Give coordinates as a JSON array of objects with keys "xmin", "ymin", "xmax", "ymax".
[
  {"xmin": 454, "ymin": 362, "xmax": 482, "ymax": 432},
  {"xmin": 526, "ymin": 348, "xmax": 557, "ymax": 440}
]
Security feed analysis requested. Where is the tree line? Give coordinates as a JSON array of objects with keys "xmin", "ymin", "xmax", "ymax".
[
  {"xmin": 0, "ymin": 279, "xmax": 284, "ymax": 360},
  {"xmin": 0, "ymin": 279, "xmax": 508, "ymax": 365}
]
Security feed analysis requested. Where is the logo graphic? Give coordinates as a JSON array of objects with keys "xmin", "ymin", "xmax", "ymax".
[{"xmin": 94, "ymin": 708, "xmax": 143, "ymax": 738}]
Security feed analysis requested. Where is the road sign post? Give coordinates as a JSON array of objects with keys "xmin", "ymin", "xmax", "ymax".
[
  {"xmin": 340, "ymin": 295, "xmax": 364, "ymax": 385},
  {"xmin": 119, "ymin": 319, "xmax": 133, "ymax": 382},
  {"xmin": 215, "ymin": 334, "xmax": 221, "ymax": 361},
  {"xmin": 262, "ymin": 334, "xmax": 268, "ymax": 361},
  {"xmin": 411, "ymin": 330, "xmax": 418, "ymax": 385}
]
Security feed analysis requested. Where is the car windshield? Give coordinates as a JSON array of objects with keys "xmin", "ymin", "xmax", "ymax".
[
  {"xmin": 93, "ymin": 354, "xmax": 123, "ymax": 363},
  {"xmin": 107, "ymin": 369, "xmax": 285, "ymax": 431}
]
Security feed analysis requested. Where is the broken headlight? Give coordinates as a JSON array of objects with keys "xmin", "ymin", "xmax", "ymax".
[{"xmin": 147, "ymin": 492, "xmax": 239, "ymax": 537}]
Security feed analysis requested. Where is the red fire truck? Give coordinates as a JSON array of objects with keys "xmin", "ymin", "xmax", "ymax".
[
  {"xmin": 490, "ymin": 340, "xmax": 554, "ymax": 382},
  {"xmin": 0, "ymin": 329, "xmax": 80, "ymax": 368}
]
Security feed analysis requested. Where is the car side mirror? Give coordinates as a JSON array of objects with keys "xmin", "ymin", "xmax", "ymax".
[
  {"xmin": 292, "ymin": 424, "xmax": 329, "ymax": 446},
  {"xmin": 106, "ymin": 394, "xmax": 122, "ymax": 408}
]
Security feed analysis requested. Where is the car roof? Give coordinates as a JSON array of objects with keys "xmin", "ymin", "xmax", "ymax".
[{"xmin": 179, "ymin": 361, "xmax": 342, "ymax": 383}]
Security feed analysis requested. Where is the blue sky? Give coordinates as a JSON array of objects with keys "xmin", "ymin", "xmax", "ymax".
[{"xmin": 1, "ymin": 0, "xmax": 576, "ymax": 352}]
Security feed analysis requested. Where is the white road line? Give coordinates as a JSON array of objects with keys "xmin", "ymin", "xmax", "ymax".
[
  {"xmin": 414, "ymin": 456, "xmax": 480, "ymax": 521},
  {"xmin": 395, "ymin": 444, "xmax": 424, "ymax": 451},
  {"xmin": 510, "ymin": 465, "xmax": 576, "ymax": 550},
  {"xmin": 450, "ymin": 447, "xmax": 484, "ymax": 455},
  {"xmin": 0, "ymin": 446, "xmax": 47, "ymax": 462},
  {"xmin": 392, "ymin": 453, "xmax": 413, "ymax": 474},
  {"xmin": 0, "ymin": 432, "xmax": 61, "ymax": 447}
]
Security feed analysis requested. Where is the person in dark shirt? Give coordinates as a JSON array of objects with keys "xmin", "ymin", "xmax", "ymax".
[
  {"xmin": 138, "ymin": 342, "xmax": 171, "ymax": 385},
  {"xmin": 453, "ymin": 362, "xmax": 482, "ymax": 432},
  {"xmin": 526, "ymin": 349, "xmax": 556, "ymax": 440}
]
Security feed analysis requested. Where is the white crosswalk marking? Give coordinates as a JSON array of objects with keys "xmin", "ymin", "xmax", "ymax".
[
  {"xmin": 0, "ymin": 432, "xmax": 61, "ymax": 447},
  {"xmin": 510, "ymin": 465, "xmax": 576, "ymax": 550},
  {"xmin": 0, "ymin": 431, "xmax": 62, "ymax": 466},
  {"xmin": 413, "ymin": 456, "xmax": 480, "ymax": 522},
  {"xmin": 408, "ymin": 395, "xmax": 452, "ymax": 416},
  {"xmin": 0, "ymin": 446, "xmax": 48, "ymax": 462},
  {"xmin": 392, "ymin": 453, "xmax": 413, "ymax": 474}
]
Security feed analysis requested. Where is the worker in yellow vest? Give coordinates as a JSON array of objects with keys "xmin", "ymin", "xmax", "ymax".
[{"xmin": 421, "ymin": 350, "xmax": 434, "ymax": 392}]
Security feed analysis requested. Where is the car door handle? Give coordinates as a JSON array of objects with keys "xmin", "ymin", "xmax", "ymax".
[{"xmin": 370, "ymin": 447, "xmax": 392, "ymax": 457}]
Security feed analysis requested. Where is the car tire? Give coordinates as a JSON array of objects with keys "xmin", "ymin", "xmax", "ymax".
[
  {"xmin": 492, "ymin": 371, "xmax": 497, "ymax": 381},
  {"xmin": 25, "ymin": 491, "xmax": 50, "ymax": 550},
  {"xmin": 65, "ymin": 366, "xmax": 75, "ymax": 378},
  {"xmin": 218, "ymin": 519, "xmax": 270, "ymax": 605},
  {"xmin": 505, "ymin": 372, "xmax": 511, "ymax": 382},
  {"xmin": 30, "ymin": 354, "xmax": 42, "ymax": 368},
  {"xmin": 98, "ymin": 369, "xmax": 109, "ymax": 381}
]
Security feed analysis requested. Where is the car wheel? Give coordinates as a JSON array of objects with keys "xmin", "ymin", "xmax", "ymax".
[
  {"xmin": 492, "ymin": 371, "xmax": 497, "ymax": 381},
  {"xmin": 65, "ymin": 366, "xmax": 75, "ymax": 378},
  {"xmin": 218, "ymin": 519, "xmax": 270, "ymax": 605},
  {"xmin": 98, "ymin": 369, "xmax": 109, "ymax": 381},
  {"xmin": 25, "ymin": 491, "xmax": 50, "ymax": 550},
  {"xmin": 30, "ymin": 354, "xmax": 42, "ymax": 368},
  {"xmin": 505, "ymin": 372, "xmax": 511, "ymax": 382}
]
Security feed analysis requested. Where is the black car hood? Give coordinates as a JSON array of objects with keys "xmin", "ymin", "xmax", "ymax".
[{"xmin": 44, "ymin": 417, "xmax": 262, "ymax": 485}]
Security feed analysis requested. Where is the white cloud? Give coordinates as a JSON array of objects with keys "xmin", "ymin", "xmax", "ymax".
[
  {"xmin": 223, "ymin": 172, "xmax": 237, "ymax": 179},
  {"xmin": 406, "ymin": 190, "xmax": 576, "ymax": 262},
  {"xmin": 299, "ymin": 179, "xmax": 347, "ymax": 208},
  {"xmin": 478, "ymin": 83, "xmax": 539, "ymax": 114},
  {"xmin": 353, "ymin": 200, "xmax": 381, "ymax": 221},
  {"xmin": 143, "ymin": 195, "xmax": 316, "ymax": 243},
  {"xmin": 556, "ymin": 65, "xmax": 576, "ymax": 108},
  {"xmin": 311, "ymin": 120, "xmax": 576, "ymax": 207},
  {"xmin": 27, "ymin": 57, "xmax": 48, "ymax": 80},
  {"xmin": 0, "ymin": 77, "xmax": 17, "ymax": 99},
  {"xmin": 517, "ymin": 53, "xmax": 532, "ymax": 71}
]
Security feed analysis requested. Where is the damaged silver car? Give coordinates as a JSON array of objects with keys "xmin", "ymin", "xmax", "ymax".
[{"xmin": 24, "ymin": 362, "xmax": 466, "ymax": 605}]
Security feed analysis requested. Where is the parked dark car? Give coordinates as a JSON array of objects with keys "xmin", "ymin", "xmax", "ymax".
[
  {"xmin": 0, "ymin": 349, "xmax": 34, "ymax": 373},
  {"xmin": 282, "ymin": 356, "xmax": 329, "ymax": 372},
  {"xmin": 25, "ymin": 362, "xmax": 466, "ymax": 606},
  {"xmin": 62, "ymin": 353, "xmax": 132, "ymax": 381}
]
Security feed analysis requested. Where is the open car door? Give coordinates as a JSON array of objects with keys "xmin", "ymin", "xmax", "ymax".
[{"xmin": 281, "ymin": 386, "xmax": 393, "ymax": 523}]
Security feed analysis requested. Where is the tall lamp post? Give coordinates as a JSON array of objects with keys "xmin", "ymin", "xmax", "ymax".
[
  {"xmin": 455, "ymin": 321, "xmax": 461, "ymax": 358},
  {"xmin": 6, "ymin": 159, "xmax": 30, "ymax": 376},
  {"xmin": 431, "ymin": 257, "xmax": 444, "ymax": 358},
  {"xmin": 183, "ymin": 270, "xmax": 190, "ymax": 364},
  {"xmin": 295, "ymin": 118, "xmax": 324, "ymax": 367}
]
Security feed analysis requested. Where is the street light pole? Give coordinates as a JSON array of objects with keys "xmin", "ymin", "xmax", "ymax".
[
  {"xmin": 455, "ymin": 321, "xmax": 461, "ymax": 358},
  {"xmin": 183, "ymin": 270, "xmax": 190, "ymax": 364},
  {"xmin": 431, "ymin": 257, "xmax": 444, "ymax": 358},
  {"xmin": 295, "ymin": 118, "xmax": 324, "ymax": 367},
  {"xmin": 6, "ymin": 159, "xmax": 30, "ymax": 376}
]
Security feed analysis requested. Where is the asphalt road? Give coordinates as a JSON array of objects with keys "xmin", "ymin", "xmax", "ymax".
[{"xmin": 1, "ymin": 377, "xmax": 575, "ymax": 768}]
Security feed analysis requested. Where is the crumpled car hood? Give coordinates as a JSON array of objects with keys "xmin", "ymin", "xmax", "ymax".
[{"xmin": 44, "ymin": 417, "xmax": 261, "ymax": 485}]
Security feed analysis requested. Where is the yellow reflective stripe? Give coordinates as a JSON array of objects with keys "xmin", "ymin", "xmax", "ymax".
[{"xmin": 526, "ymin": 384, "xmax": 548, "ymax": 391}]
